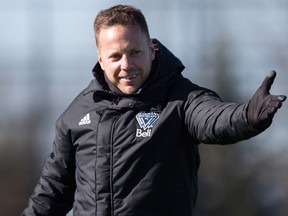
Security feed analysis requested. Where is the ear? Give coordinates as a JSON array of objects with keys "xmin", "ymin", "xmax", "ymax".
[
  {"xmin": 150, "ymin": 40, "xmax": 157, "ymax": 61},
  {"xmin": 97, "ymin": 50, "xmax": 105, "ymax": 70}
]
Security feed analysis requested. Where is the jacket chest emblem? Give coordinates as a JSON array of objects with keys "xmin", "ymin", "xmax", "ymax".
[
  {"xmin": 135, "ymin": 112, "xmax": 159, "ymax": 137},
  {"xmin": 78, "ymin": 113, "xmax": 91, "ymax": 125}
]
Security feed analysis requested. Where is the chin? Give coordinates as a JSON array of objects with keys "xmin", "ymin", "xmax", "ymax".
[
  {"xmin": 121, "ymin": 87, "xmax": 138, "ymax": 95},
  {"xmin": 123, "ymin": 90, "xmax": 136, "ymax": 95}
]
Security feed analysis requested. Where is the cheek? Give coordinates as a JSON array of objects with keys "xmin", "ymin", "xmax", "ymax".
[
  {"xmin": 104, "ymin": 71, "xmax": 117, "ymax": 85},
  {"xmin": 104, "ymin": 65, "xmax": 119, "ymax": 80}
]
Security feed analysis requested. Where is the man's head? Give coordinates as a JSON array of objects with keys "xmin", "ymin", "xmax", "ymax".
[{"xmin": 94, "ymin": 5, "xmax": 156, "ymax": 95}]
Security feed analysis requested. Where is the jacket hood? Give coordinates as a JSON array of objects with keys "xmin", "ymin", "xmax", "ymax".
[
  {"xmin": 89, "ymin": 39, "xmax": 185, "ymax": 99},
  {"xmin": 151, "ymin": 38, "xmax": 185, "ymax": 77}
]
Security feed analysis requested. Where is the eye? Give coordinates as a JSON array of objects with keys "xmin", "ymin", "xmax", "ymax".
[
  {"xmin": 131, "ymin": 50, "xmax": 141, "ymax": 56},
  {"xmin": 109, "ymin": 54, "xmax": 121, "ymax": 61}
]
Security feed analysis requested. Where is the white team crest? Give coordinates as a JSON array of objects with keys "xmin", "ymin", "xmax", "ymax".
[{"xmin": 136, "ymin": 112, "xmax": 159, "ymax": 137}]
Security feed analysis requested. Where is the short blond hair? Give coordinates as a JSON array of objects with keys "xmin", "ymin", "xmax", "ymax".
[{"xmin": 94, "ymin": 5, "xmax": 151, "ymax": 47}]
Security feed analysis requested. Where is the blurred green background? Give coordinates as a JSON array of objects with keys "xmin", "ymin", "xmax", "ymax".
[{"xmin": 0, "ymin": 0, "xmax": 287, "ymax": 215}]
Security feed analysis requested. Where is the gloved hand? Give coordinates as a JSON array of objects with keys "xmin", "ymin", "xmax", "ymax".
[{"xmin": 247, "ymin": 70, "xmax": 286, "ymax": 130}]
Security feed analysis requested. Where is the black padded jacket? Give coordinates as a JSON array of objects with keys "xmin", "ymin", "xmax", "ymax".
[{"xmin": 22, "ymin": 40, "xmax": 262, "ymax": 216}]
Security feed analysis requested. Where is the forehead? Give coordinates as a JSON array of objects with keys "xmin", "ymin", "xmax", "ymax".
[{"xmin": 98, "ymin": 25, "xmax": 149, "ymax": 49}]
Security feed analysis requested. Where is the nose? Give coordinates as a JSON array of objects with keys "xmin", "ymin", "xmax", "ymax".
[{"xmin": 120, "ymin": 54, "xmax": 131, "ymax": 70}]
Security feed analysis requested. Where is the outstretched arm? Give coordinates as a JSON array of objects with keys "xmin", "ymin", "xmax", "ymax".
[
  {"xmin": 247, "ymin": 70, "xmax": 286, "ymax": 129},
  {"xmin": 185, "ymin": 71, "xmax": 286, "ymax": 144}
]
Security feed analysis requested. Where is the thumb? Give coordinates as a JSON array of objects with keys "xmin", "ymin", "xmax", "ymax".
[{"xmin": 260, "ymin": 70, "xmax": 276, "ymax": 93}]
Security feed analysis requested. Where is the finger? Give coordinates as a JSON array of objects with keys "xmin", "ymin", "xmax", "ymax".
[
  {"xmin": 261, "ymin": 70, "xmax": 276, "ymax": 93},
  {"xmin": 265, "ymin": 97, "xmax": 286, "ymax": 115},
  {"xmin": 266, "ymin": 104, "xmax": 281, "ymax": 116},
  {"xmin": 266, "ymin": 95, "xmax": 286, "ymax": 105},
  {"xmin": 277, "ymin": 95, "xmax": 286, "ymax": 102},
  {"xmin": 268, "ymin": 100, "xmax": 283, "ymax": 110},
  {"xmin": 266, "ymin": 106, "xmax": 277, "ymax": 116}
]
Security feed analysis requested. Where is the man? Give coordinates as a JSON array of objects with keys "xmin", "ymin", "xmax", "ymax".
[{"xmin": 22, "ymin": 4, "xmax": 286, "ymax": 216}]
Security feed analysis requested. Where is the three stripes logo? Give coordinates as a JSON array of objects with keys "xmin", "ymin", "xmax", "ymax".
[{"xmin": 79, "ymin": 113, "xmax": 91, "ymax": 125}]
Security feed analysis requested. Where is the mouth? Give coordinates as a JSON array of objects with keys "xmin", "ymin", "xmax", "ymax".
[{"xmin": 120, "ymin": 74, "xmax": 138, "ymax": 81}]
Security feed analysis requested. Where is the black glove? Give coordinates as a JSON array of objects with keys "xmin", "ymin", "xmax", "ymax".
[{"xmin": 247, "ymin": 70, "xmax": 286, "ymax": 130}]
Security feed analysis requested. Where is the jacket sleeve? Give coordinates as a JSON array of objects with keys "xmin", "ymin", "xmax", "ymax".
[
  {"xmin": 185, "ymin": 91, "xmax": 263, "ymax": 144},
  {"xmin": 21, "ymin": 119, "xmax": 76, "ymax": 216}
]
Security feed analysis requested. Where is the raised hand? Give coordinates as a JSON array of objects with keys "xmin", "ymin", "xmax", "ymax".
[{"xmin": 247, "ymin": 70, "xmax": 286, "ymax": 129}]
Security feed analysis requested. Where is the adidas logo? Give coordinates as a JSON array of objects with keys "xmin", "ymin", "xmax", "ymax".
[{"xmin": 79, "ymin": 113, "xmax": 91, "ymax": 125}]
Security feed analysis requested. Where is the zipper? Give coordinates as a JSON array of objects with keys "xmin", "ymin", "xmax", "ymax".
[
  {"xmin": 94, "ymin": 109, "xmax": 104, "ymax": 216},
  {"xmin": 95, "ymin": 107, "xmax": 122, "ymax": 216},
  {"xmin": 109, "ymin": 113, "xmax": 121, "ymax": 216}
]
